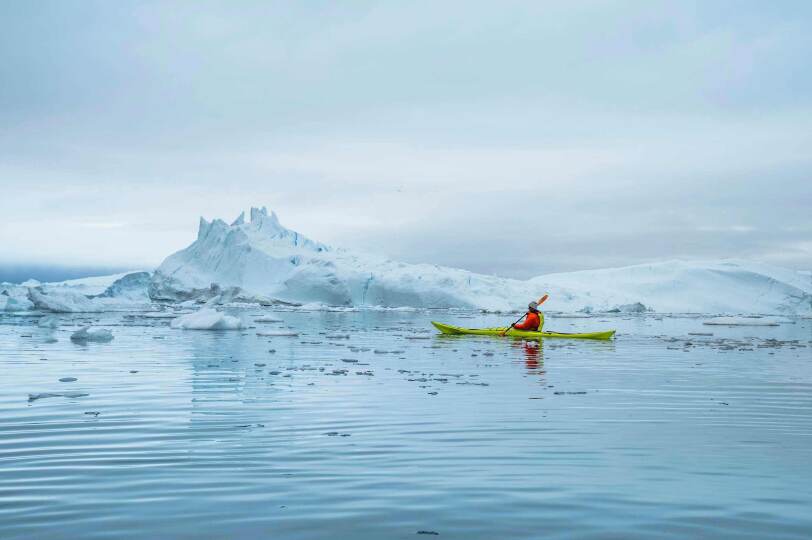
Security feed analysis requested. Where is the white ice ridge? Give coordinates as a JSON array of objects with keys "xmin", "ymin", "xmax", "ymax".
[{"xmin": 146, "ymin": 206, "xmax": 812, "ymax": 315}]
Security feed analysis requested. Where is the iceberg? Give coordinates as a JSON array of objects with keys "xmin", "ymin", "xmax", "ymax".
[
  {"xmin": 28, "ymin": 287, "xmax": 99, "ymax": 313},
  {"xmin": 17, "ymin": 272, "xmax": 153, "ymax": 313},
  {"xmin": 170, "ymin": 308, "xmax": 242, "ymax": 330},
  {"xmin": 532, "ymin": 260, "xmax": 812, "ymax": 315},
  {"xmin": 150, "ymin": 206, "xmax": 533, "ymax": 311},
  {"xmin": 94, "ymin": 271, "xmax": 151, "ymax": 302},
  {"xmin": 7, "ymin": 207, "xmax": 811, "ymax": 316},
  {"xmin": 45, "ymin": 272, "xmax": 137, "ymax": 296},
  {"xmin": 1, "ymin": 286, "xmax": 35, "ymax": 311},
  {"xmin": 148, "ymin": 207, "xmax": 812, "ymax": 315}
]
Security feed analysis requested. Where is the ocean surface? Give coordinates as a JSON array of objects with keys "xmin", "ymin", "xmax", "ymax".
[{"xmin": 1, "ymin": 310, "xmax": 811, "ymax": 539}]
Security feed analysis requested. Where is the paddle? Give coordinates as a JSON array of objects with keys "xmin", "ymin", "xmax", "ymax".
[{"xmin": 501, "ymin": 294, "xmax": 549, "ymax": 336}]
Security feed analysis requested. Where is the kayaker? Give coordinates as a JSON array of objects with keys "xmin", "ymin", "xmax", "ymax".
[{"xmin": 510, "ymin": 301, "xmax": 544, "ymax": 332}]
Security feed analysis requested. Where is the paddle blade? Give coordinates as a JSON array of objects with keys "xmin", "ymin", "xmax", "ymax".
[{"xmin": 538, "ymin": 294, "xmax": 549, "ymax": 305}]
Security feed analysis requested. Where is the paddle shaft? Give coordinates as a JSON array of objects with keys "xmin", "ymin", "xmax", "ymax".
[{"xmin": 507, "ymin": 313, "xmax": 529, "ymax": 330}]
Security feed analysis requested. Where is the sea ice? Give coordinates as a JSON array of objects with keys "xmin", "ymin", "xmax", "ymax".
[
  {"xmin": 170, "ymin": 308, "xmax": 242, "ymax": 330},
  {"xmin": 703, "ymin": 317, "xmax": 781, "ymax": 326},
  {"xmin": 70, "ymin": 327, "xmax": 115, "ymax": 342}
]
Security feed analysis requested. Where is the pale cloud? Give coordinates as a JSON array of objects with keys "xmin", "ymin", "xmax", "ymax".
[{"xmin": 0, "ymin": 1, "xmax": 810, "ymax": 275}]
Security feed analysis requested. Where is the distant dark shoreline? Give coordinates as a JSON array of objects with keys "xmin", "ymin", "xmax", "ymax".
[{"xmin": 0, "ymin": 264, "xmax": 131, "ymax": 285}]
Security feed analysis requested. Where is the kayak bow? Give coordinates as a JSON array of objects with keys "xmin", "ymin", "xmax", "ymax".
[{"xmin": 431, "ymin": 321, "xmax": 615, "ymax": 340}]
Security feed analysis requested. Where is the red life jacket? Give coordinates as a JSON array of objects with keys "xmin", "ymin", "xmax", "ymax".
[{"xmin": 514, "ymin": 311, "xmax": 541, "ymax": 331}]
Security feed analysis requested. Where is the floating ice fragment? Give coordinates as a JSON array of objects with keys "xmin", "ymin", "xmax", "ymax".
[
  {"xmin": 70, "ymin": 326, "xmax": 114, "ymax": 342},
  {"xmin": 170, "ymin": 308, "xmax": 242, "ymax": 330},
  {"xmin": 703, "ymin": 317, "xmax": 780, "ymax": 326}
]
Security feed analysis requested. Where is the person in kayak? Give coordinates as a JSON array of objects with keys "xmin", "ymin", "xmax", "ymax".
[{"xmin": 510, "ymin": 301, "xmax": 544, "ymax": 332}]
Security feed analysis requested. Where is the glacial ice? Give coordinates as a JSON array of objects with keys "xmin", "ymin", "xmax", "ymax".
[
  {"xmin": 1, "ymin": 287, "xmax": 34, "ymax": 311},
  {"xmin": 147, "ymin": 207, "xmax": 812, "ymax": 315},
  {"xmin": 70, "ymin": 326, "xmax": 115, "ymax": 342},
  {"xmin": 170, "ymin": 308, "xmax": 243, "ymax": 330},
  {"xmin": 7, "ymin": 206, "xmax": 812, "ymax": 316},
  {"xmin": 28, "ymin": 287, "xmax": 99, "ymax": 313}
]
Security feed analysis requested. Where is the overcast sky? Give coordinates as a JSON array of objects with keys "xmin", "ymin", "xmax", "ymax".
[{"xmin": 1, "ymin": 1, "xmax": 810, "ymax": 278}]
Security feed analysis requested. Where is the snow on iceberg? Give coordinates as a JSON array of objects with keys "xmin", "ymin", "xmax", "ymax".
[{"xmin": 170, "ymin": 308, "xmax": 242, "ymax": 330}]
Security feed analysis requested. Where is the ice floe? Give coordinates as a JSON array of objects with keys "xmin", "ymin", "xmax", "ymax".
[
  {"xmin": 70, "ymin": 327, "xmax": 115, "ymax": 342},
  {"xmin": 170, "ymin": 308, "xmax": 243, "ymax": 330},
  {"xmin": 703, "ymin": 317, "xmax": 782, "ymax": 326}
]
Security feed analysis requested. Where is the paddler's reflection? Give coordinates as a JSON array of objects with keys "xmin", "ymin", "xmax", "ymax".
[{"xmin": 510, "ymin": 339, "xmax": 544, "ymax": 373}]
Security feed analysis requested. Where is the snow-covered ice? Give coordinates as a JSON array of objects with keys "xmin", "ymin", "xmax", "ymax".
[{"xmin": 170, "ymin": 308, "xmax": 243, "ymax": 330}]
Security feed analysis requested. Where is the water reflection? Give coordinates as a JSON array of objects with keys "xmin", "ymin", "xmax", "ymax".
[{"xmin": 510, "ymin": 339, "xmax": 545, "ymax": 374}]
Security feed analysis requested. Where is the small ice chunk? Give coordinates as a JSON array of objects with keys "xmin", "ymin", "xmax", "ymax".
[
  {"xmin": 256, "ymin": 330, "xmax": 299, "ymax": 337},
  {"xmin": 254, "ymin": 316, "xmax": 283, "ymax": 323},
  {"xmin": 170, "ymin": 308, "xmax": 242, "ymax": 330},
  {"xmin": 70, "ymin": 326, "xmax": 114, "ymax": 342}
]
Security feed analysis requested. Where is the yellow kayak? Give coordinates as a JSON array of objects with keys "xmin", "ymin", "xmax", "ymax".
[{"xmin": 431, "ymin": 321, "xmax": 615, "ymax": 340}]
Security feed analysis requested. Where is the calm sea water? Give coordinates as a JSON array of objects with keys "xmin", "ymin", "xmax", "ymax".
[{"xmin": 1, "ymin": 310, "xmax": 811, "ymax": 539}]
